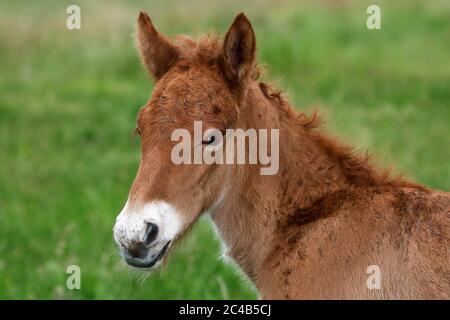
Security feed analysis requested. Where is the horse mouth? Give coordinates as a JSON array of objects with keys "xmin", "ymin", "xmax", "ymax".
[{"xmin": 124, "ymin": 241, "xmax": 171, "ymax": 270}]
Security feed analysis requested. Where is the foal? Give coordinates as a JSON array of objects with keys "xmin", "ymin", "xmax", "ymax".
[{"xmin": 113, "ymin": 11, "xmax": 450, "ymax": 299}]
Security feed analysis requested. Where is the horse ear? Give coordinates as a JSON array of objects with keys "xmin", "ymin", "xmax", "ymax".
[
  {"xmin": 220, "ymin": 13, "xmax": 256, "ymax": 86},
  {"xmin": 136, "ymin": 11, "xmax": 179, "ymax": 79}
]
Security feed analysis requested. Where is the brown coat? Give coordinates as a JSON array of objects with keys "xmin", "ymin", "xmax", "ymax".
[{"xmin": 127, "ymin": 11, "xmax": 450, "ymax": 299}]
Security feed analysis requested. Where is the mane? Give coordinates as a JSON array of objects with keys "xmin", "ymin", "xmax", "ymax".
[
  {"xmin": 259, "ymin": 82, "xmax": 424, "ymax": 190},
  {"xmin": 301, "ymin": 112, "xmax": 424, "ymax": 188}
]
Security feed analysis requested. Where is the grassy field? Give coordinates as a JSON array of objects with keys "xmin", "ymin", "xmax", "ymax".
[{"xmin": 0, "ymin": 0, "xmax": 449, "ymax": 299}]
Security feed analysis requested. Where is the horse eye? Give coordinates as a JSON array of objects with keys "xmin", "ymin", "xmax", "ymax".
[
  {"xmin": 202, "ymin": 132, "xmax": 223, "ymax": 146},
  {"xmin": 134, "ymin": 127, "xmax": 141, "ymax": 136},
  {"xmin": 202, "ymin": 135, "xmax": 216, "ymax": 145}
]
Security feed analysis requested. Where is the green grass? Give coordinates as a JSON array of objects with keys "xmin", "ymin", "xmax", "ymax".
[{"xmin": 0, "ymin": 0, "xmax": 449, "ymax": 299}]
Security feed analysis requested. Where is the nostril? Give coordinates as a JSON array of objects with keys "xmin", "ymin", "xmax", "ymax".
[{"xmin": 143, "ymin": 222, "xmax": 158, "ymax": 247}]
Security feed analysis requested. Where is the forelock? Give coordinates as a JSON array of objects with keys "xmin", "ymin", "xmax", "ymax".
[{"xmin": 173, "ymin": 33, "xmax": 222, "ymax": 65}]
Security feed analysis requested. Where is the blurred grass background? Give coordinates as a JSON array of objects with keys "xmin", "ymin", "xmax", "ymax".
[{"xmin": 0, "ymin": 0, "xmax": 449, "ymax": 299}]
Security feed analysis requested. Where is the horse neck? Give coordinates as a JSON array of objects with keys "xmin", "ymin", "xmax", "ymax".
[{"xmin": 209, "ymin": 82, "xmax": 350, "ymax": 281}]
